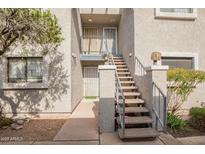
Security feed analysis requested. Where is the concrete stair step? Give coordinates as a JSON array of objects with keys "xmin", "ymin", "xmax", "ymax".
[
  {"xmin": 123, "ymin": 92, "xmax": 140, "ymax": 97},
  {"xmin": 121, "ymin": 86, "xmax": 136, "ymax": 90},
  {"xmin": 117, "ymin": 68, "xmax": 129, "ymax": 71},
  {"xmin": 117, "ymin": 116, "xmax": 153, "ymax": 125},
  {"xmin": 119, "ymin": 76, "xmax": 133, "ymax": 79},
  {"xmin": 118, "ymin": 72, "xmax": 130, "ymax": 75},
  {"xmin": 113, "ymin": 57, "xmax": 123, "ymax": 59},
  {"xmin": 118, "ymin": 128, "xmax": 159, "ymax": 139},
  {"xmin": 125, "ymin": 107, "xmax": 149, "ymax": 114},
  {"xmin": 114, "ymin": 59, "xmax": 124, "ymax": 61},
  {"xmin": 114, "ymin": 61, "xmax": 124, "ymax": 63},
  {"xmin": 120, "ymin": 81, "xmax": 135, "ymax": 84},
  {"xmin": 119, "ymin": 78, "xmax": 132, "ymax": 81},
  {"xmin": 116, "ymin": 65, "xmax": 127, "ymax": 68},
  {"xmin": 125, "ymin": 99, "xmax": 144, "ymax": 104},
  {"xmin": 117, "ymin": 99, "xmax": 144, "ymax": 107}
]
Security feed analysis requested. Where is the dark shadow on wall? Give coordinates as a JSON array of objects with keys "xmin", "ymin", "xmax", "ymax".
[{"xmin": 0, "ymin": 48, "xmax": 70, "ymax": 116}]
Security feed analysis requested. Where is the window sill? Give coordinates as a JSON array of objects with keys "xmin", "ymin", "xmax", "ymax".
[
  {"xmin": 155, "ymin": 9, "xmax": 197, "ymax": 20},
  {"xmin": 2, "ymin": 82, "xmax": 48, "ymax": 90},
  {"xmin": 155, "ymin": 14, "xmax": 197, "ymax": 20}
]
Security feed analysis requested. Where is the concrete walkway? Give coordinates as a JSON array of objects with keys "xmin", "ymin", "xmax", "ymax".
[
  {"xmin": 177, "ymin": 136, "xmax": 205, "ymax": 145},
  {"xmin": 159, "ymin": 133, "xmax": 182, "ymax": 145},
  {"xmin": 53, "ymin": 98, "xmax": 164, "ymax": 145},
  {"xmin": 53, "ymin": 98, "xmax": 99, "ymax": 144}
]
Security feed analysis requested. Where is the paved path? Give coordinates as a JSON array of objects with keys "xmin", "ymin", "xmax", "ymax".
[
  {"xmin": 177, "ymin": 136, "xmax": 205, "ymax": 145},
  {"xmin": 53, "ymin": 98, "xmax": 99, "ymax": 143},
  {"xmin": 159, "ymin": 133, "xmax": 182, "ymax": 145},
  {"xmin": 0, "ymin": 141, "xmax": 99, "ymax": 145}
]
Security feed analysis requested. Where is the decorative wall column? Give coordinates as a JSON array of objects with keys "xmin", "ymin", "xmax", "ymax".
[
  {"xmin": 98, "ymin": 65, "xmax": 116, "ymax": 133},
  {"xmin": 146, "ymin": 65, "xmax": 169, "ymax": 131}
]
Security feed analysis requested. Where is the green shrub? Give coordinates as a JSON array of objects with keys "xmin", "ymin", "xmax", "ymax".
[
  {"xmin": 0, "ymin": 117, "xmax": 13, "ymax": 128},
  {"xmin": 0, "ymin": 104, "xmax": 13, "ymax": 128},
  {"xmin": 189, "ymin": 107, "xmax": 205, "ymax": 131},
  {"xmin": 167, "ymin": 113, "xmax": 187, "ymax": 130},
  {"xmin": 189, "ymin": 107, "xmax": 205, "ymax": 118},
  {"xmin": 0, "ymin": 104, "xmax": 4, "ymax": 118},
  {"xmin": 167, "ymin": 68, "xmax": 205, "ymax": 115},
  {"xmin": 168, "ymin": 68, "xmax": 205, "ymax": 102},
  {"xmin": 85, "ymin": 96, "xmax": 97, "ymax": 99}
]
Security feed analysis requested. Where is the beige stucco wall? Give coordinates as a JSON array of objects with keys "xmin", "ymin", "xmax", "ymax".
[
  {"xmin": 133, "ymin": 8, "xmax": 205, "ymax": 112},
  {"xmin": 0, "ymin": 9, "xmax": 72, "ymax": 115},
  {"xmin": 118, "ymin": 8, "xmax": 135, "ymax": 75},
  {"xmin": 71, "ymin": 9, "xmax": 84, "ymax": 111},
  {"xmin": 98, "ymin": 65, "xmax": 116, "ymax": 132}
]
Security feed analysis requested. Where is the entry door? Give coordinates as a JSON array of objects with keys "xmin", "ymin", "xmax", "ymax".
[
  {"xmin": 103, "ymin": 27, "xmax": 117, "ymax": 55},
  {"xmin": 84, "ymin": 67, "xmax": 98, "ymax": 96}
]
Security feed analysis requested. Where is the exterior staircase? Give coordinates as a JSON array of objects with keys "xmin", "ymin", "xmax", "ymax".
[{"xmin": 111, "ymin": 56, "xmax": 159, "ymax": 140}]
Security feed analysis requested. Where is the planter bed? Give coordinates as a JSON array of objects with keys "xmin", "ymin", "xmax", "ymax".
[{"xmin": 0, "ymin": 119, "xmax": 66, "ymax": 142}]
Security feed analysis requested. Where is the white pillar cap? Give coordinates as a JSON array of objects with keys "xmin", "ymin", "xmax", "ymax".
[
  {"xmin": 98, "ymin": 65, "xmax": 116, "ymax": 70},
  {"xmin": 146, "ymin": 65, "xmax": 169, "ymax": 71}
]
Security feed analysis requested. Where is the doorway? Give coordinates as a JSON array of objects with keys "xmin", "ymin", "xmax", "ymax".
[
  {"xmin": 103, "ymin": 27, "xmax": 118, "ymax": 55},
  {"xmin": 83, "ymin": 67, "xmax": 99, "ymax": 97}
]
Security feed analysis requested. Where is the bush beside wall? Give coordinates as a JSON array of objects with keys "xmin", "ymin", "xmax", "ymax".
[
  {"xmin": 189, "ymin": 107, "xmax": 205, "ymax": 132},
  {"xmin": 167, "ymin": 113, "xmax": 187, "ymax": 130}
]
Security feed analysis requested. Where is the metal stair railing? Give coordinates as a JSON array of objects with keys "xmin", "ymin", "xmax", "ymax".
[
  {"xmin": 135, "ymin": 56, "xmax": 167, "ymax": 131},
  {"xmin": 108, "ymin": 53, "xmax": 126, "ymax": 136},
  {"xmin": 135, "ymin": 56, "xmax": 147, "ymax": 76},
  {"xmin": 152, "ymin": 82, "xmax": 167, "ymax": 131}
]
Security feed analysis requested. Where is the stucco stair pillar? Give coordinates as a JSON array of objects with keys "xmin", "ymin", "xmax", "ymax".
[
  {"xmin": 146, "ymin": 65, "xmax": 169, "ymax": 131},
  {"xmin": 98, "ymin": 65, "xmax": 116, "ymax": 133}
]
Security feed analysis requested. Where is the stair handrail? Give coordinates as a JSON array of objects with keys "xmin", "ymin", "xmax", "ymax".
[
  {"xmin": 152, "ymin": 82, "xmax": 167, "ymax": 131},
  {"xmin": 108, "ymin": 53, "xmax": 126, "ymax": 136},
  {"xmin": 135, "ymin": 56, "xmax": 167, "ymax": 131},
  {"xmin": 135, "ymin": 56, "xmax": 147, "ymax": 76}
]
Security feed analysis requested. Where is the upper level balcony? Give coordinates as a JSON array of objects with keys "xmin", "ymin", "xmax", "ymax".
[{"xmin": 80, "ymin": 13, "xmax": 121, "ymax": 61}]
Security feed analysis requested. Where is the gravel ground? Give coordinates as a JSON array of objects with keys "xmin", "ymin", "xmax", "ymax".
[{"xmin": 0, "ymin": 119, "xmax": 66, "ymax": 142}]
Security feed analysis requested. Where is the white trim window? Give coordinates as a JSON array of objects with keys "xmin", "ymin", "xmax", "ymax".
[
  {"xmin": 8, "ymin": 57, "xmax": 43, "ymax": 83},
  {"xmin": 160, "ymin": 52, "xmax": 199, "ymax": 70},
  {"xmin": 155, "ymin": 8, "xmax": 197, "ymax": 20}
]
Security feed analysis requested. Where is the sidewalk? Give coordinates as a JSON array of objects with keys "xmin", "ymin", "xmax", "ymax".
[
  {"xmin": 177, "ymin": 136, "xmax": 205, "ymax": 145},
  {"xmin": 53, "ymin": 98, "xmax": 99, "ymax": 144}
]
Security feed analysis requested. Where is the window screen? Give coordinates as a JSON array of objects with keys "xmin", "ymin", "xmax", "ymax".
[
  {"xmin": 8, "ymin": 58, "xmax": 26, "ymax": 82},
  {"xmin": 160, "ymin": 8, "xmax": 193, "ymax": 13},
  {"xmin": 8, "ymin": 57, "xmax": 43, "ymax": 83},
  {"xmin": 161, "ymin": 57, "xmax": 193, "ymax": 69}
]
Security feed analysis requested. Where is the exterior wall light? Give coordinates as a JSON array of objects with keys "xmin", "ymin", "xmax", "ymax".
[
  {"xmin": 151, "ymin": 52, "xmax": 161, "ymax": 65},
  {"xmin": 88, "ymin": 18, "xmax": 92, "ymax": 22}
]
